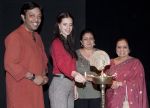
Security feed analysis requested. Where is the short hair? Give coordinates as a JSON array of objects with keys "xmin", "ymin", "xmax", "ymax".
[
  {"xmin": 116, "ymin": 38, "xmax": 129, "ymax": 46},
  {"xmin": 80, "ymin": 28, "xmax": 95, "ymax": 40},
  {"xmin": 20, "ymin": 1, "xmax": 42, "ymax": 15}
]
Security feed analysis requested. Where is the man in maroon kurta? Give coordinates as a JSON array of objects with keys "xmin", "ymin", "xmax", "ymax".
[{"xmin": 4, "ymin": 2, "xmax": 48, "ymax": 108}]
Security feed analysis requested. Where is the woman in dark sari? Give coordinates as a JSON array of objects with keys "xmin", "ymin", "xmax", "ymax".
[{"xmin": 106, "ymin": 38, "xmax": 148, "ymax": 108}]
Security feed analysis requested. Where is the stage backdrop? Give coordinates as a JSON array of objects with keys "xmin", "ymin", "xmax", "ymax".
[{"xmin": 0, "ymin": 0, "xmax": 85, "ymax": 108}]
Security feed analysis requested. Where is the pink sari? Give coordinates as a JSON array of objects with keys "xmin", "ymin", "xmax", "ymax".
[{"xmin": 106, "ymin": 57, "xmax": 148, "ymax": 108}]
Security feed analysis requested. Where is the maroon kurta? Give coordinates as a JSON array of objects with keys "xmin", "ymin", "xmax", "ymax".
[
  {"xmin": 106, "ymin": 57, "xmax": 148, "ymax": 108},
  {"xmin": 4, "ymin": 25, "xmax": 48, "ymax": 108}
]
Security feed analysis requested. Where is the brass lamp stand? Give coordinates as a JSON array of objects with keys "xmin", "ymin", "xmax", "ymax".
[
  {"xmin": 88, "ymin": 50, "xmax": 112, "ymax": 108},
  {"xmin": 86, "ymin": 70, "xmax": 113, "ymax": 108},
  {"xmin": 92, "ymin": 72, "xmax": 112, "ymax": 108}
]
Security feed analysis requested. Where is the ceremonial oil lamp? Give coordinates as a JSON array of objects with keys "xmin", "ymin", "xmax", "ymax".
[{"xmin": 86, "ymin": 50, "xmax": 113, "ymax": 108}]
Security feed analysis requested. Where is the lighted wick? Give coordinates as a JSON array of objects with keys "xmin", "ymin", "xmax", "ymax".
[
  {"xmin": 100, "ymin": 70, "xmax": 107, "ymax": 77},
  {"xmin": 84, "ymin": 72, "xmax": 87, "ymax": 78},
  {"xmin": 101, "ymin": 70, "xmax": 104, "ymax": 76}
]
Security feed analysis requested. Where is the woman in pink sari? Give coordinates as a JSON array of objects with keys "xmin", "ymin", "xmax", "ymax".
[{"xmin": 106, "ymin": 38, "xmax": 149, "ymax": 108}]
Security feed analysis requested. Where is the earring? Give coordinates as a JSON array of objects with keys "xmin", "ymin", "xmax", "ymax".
[
  {"xmin": 80, "ymin": 41, "xmax": 83, "ymax": 47},
  {"xmin": 93, "ymin": 43, "xmax": 95, "ymax": 46}
]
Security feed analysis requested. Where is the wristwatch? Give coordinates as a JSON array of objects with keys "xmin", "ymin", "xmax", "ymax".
[{"xmin": 30, "ymin": 74, "xmax": 36, "ymax": 81}]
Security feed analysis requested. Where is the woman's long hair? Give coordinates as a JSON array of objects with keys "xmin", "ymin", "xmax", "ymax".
[{"xmin": 52, "ymin": 11, "xmax": 77, "ymax": 59}]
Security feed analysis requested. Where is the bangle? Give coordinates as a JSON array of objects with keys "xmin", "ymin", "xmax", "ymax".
[{"xmin": 30, "ymin": 74, "xmax": 35, "ymax": 81}]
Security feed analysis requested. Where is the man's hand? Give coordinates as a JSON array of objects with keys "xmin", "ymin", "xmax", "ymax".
[{"xmin": 33, "ymin": 75, "xmax": 44, "ymax": 85}]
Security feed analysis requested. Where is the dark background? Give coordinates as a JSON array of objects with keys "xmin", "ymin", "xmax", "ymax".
[
  {"xmin": 0, "ymin": 0, "xmax": 149, "ymax": 108},
  {"xmin": 86, "ymin": 0, "xmax": 150, "ymax": 106}
]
